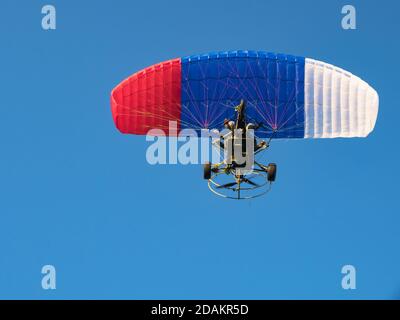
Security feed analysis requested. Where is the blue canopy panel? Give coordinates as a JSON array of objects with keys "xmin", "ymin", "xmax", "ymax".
[{"xmin": 180, "ymin": 51, "xmax": 305, "ymax": 138}]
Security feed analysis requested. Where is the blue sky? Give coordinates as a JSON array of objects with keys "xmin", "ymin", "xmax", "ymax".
[{"xmin": 0, "ymin": 0, "xmax": 399, "ymax": 299}]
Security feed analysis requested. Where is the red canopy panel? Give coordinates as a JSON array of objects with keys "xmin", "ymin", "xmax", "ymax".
[{"xmin": 111, "ymin": 58, "xmax": 182, "ymax": 136}]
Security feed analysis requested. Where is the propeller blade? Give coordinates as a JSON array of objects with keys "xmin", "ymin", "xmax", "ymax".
[
  {"xmin": 217, "ymin": 182, "xmax": 238, "ymax": 189},
  {"xmin": 242, "ymin": 178, "xmax": 260, "ymax": 187}
]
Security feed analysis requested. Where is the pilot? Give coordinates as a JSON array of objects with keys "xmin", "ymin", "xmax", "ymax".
[{"xmin": 224, "ymin": 119, "xmax": 235, "ymax": 130}]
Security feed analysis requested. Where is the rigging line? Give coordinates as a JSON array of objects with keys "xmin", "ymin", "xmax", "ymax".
[
  {"xmin": 275, "ymin": 103, "xmax": 305, "ymax": 130},
  {"xmin": 188, "ymin": 71, "xmax": 245, "ymax": 130},
  {"xmin": 181, "ymin": 82, "xmax": 206, "ymax": 127},
  {"xmin": 188, "ymin": 61, "xmax": 210, "ymax": 126},
  {"xmin": 264, "ymin": 61, "xmax": 301, "ymax": 131},
  {"xmin": 216, "ymin": 71, "xmax": 267, "ymax": 127},
  {"xmin": 252, "ymin": 76, "xmax": 296, "ymax": 126},
  {"xmin": 242, "ymin": 58, "xmax": 277, "ymax": 125},
  {"xmin": 250, "ymin": 58, "xmax": 278, "ymax": 125},
  {"xmin": 181, "ymin": 64, "xmax": 208, "ymax": 126},
  {"xmin": 272, "ymin": 63, "xmax": 304, "ymax": 132},
  {"xmin": 255, "ymin": 57, "xmax": 284, "ymax": 128},
  {"xmin": 186, "ymin": 65, "xmax": 217, "ymax": 128},
  {"xmin": 270, "ymin": 67, "xmax": 302, "ymax": 127},
  {"xmin": 203, "ymin": 77, "xmax": 234, "ymax": 124},
  {"xmin": 256, "ymin": 122, "xmax": 305, "ymax": 134},
  {"xmin": 224, "ymin": 59, "xmax": 266, "ymax": 104},
  {"xmin": 205, "ymin": 58, "xmax": 276, "ymax": 126},
  {"xmin": 274, "ymin": 61, "xmax": 282, "ymax": 129},
  {"xmin": 182, "ymin": 87, "xmax": 238, "ymax": 128},
  {"xmin": 198, "ymin": 59, "xmax": 211, "ymax": 127},
  {"xmin": 205, "ymin": 102, "xmax": 238, "ymax": 130},
  {"xmin": 247, "ymin": 100, "xmax": 274, "ymax": 128},
  {"xmin": 193, "ymin": 74, "xmax": 224, "ymax": 128},
  {"xmin": 223, "ymin": 59, "xmax": 275, "ymax": 126},
  {"xmin": 180, "ymin": 102, "xmax": 209, "ymax": 129},
  {"xmin": 212, "ymin": 61, "xmax": 240, "ymax": 110},
  {"xmin": 274, "ymin": 85, "xmax": 299, "ymax": 128},
  {"xmin": 119, "ymin": 106, "xmax": 206, "ymax": 131}
]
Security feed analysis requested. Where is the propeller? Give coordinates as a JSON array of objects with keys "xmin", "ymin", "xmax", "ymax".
[
  {"xmin": 216, "ymin": 182, "xmax": 238, "ymax": 189},
  {"xmin": 241, "ymin": 178, "xmax": 260, "ymax": 187}
]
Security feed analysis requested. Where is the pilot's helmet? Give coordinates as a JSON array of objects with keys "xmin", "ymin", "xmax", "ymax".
[
  {"xmin": 246, "ymin": 123, "xmax": 256, "ymax": 130},
  {"xmin": 224, "ymin": 120, "xmax": 235, "ymax": 130}
]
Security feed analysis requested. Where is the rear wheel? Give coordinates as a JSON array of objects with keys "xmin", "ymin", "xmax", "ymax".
[
  {"xmin": 267, "ymin": 163, "xmax": 277, "ymax": 182},
  {"xmin": 203, "ymin": 162, "xmax": 211, "ymax": 180}
]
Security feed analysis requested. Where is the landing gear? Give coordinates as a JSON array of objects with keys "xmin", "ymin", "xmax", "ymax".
[
  {"xmin": 204, "ymin": 149, "xmax": 278, "ymax": 200},
  {"xmin": 267, "ymin": 163, "xmax": 277, "ymax": 182},
  {"xmin": 203, "ymin": 162, "xmax": 211, "ymax": 180}
]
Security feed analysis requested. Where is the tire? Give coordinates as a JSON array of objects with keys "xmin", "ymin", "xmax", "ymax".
[
  {"xmin": 267, "ymin": 163, "xmax": 277, "ymax": 182},
  {"xmin": 203, "ymin": 162, "xmax": 211, "ymax": 180}
]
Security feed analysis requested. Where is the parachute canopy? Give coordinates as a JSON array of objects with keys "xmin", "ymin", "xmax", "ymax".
[{"xmin": 111, "ymin": 51, "xmax": 379, "ymax": 138}]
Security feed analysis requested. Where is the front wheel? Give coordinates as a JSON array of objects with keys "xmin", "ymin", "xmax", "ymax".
[
  {"xmin": 267, "ymin": 163, "xmax": 277, "ymax": 182},
  {"xmin": 203, "ymin": 162, "xmax": 211, "ymax": 180}
]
